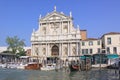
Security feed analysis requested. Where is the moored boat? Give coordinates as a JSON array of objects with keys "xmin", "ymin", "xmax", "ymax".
[
  {"xmin": 41, "ymin": 63, "xmax": 61, "ymax": 71},
  {"xmin": 25, "ymin": 62, "xmax": 42, "ymax": 70},
  {"xmin": 69, "ymin": 63, "xmax": 80, "ymax": 71},
  {"xmin": 41, "ymin": 64, "xmax": 55, "ymax": 71},
  {"xmin": 68, "ymin": 55, "xmax": 92, "ymax": 72},
  {"xmin": 92, "ymin": 53, "xmax": 119, "ymax": 68}
]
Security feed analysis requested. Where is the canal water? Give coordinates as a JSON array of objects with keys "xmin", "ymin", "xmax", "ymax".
[{"xmin": 0, "ymin": 68, "xmax": 119, "ymax": 80}]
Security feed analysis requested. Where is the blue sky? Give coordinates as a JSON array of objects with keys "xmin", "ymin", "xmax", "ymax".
[{"xmin": 0, "ymin": 0, "xmax": 120, "ymax": 46}]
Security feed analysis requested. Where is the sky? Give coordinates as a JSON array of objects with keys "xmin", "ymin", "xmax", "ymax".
[{"xmin": 0, "ymin": 0, "xmax": 120, "ymax": 46}]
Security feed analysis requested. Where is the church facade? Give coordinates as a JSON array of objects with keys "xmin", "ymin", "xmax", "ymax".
[
  {"xmin": 31, "ymin": 7, "xmax": 120, "ymax": 62},
  {"xmin": 31, "ymin": 7, "xmax": 81, "ymax": 61}
]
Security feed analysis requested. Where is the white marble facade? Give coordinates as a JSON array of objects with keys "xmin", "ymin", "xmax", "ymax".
[{"xmin": 31, "ymin": 7, "xmax": 81, "ymax": 61}]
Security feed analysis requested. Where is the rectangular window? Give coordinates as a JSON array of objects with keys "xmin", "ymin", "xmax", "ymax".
[
  {"xmin": 82, "ymin": 49, "xmax": 85, "ymax": 54},
  {"xmin": 97, "ymin": 40, "xmax": 100, "ymax": 45},
  {"xmin": 90, "ymin": 49, "xmax": 93, "ymax": 54},
  {"xmin": 107, "ymin": 47, "xmax": 110, "ymax": 53},
  {"xmin": 107, "ymin": 37, "xmax": 111, "ymax": 45},
  {"xmin": 89, "ymin": 41, "xmax": 93, "ymax": 46},
  {"xmin": 86, "ymin": 49, "xmax": 88, "ymax": 54},
  {"xmin": 113, "ymin": 47, "xmax": 117, "ymax": 53},
  {"xmin": 82, "ymin": 42, "xmax": 85, "ymax": 46},
  {"xmin": 98, "ymin": 48, "xmax": 101, "ymax": 53}
]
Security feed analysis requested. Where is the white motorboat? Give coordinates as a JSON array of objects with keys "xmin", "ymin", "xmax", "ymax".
[
  {"xmin": 41, "ymin": 64, "xmax": 59, "ymax": 71},
  {"xmin": 41, "ymin": 64, "xmax": 55, "ymax": 71},
  {"xmin": 92, "ymin": 64, "xmax": 108, "ymax": 68},
  {"xmin": 0, "ymin": 63, "xmax": 7, "ymax": 68},
  {"xmin": 17, "ymin": 63, "xmax": 28, "ymax": 69}
]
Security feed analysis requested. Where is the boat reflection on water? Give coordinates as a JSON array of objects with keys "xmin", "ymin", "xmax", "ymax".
[{"xmin": 67, "ymin": 68, "xmax": 120, "ymax": 80}]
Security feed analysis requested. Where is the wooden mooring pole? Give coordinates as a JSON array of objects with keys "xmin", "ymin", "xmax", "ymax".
[{"xmin": 118, "ymin": 61, "xmax": 120, "ymax": 80}]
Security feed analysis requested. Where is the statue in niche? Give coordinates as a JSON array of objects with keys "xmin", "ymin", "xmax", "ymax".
[
  {"xmin": 64, "ymin": 47, "xmax": 68, "ymax": 55},
  {"xmin": 72, "ymin": 46, "xmax": 76, "ymax": 55}
]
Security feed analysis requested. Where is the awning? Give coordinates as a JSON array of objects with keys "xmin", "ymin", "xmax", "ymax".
[
  {"xmin": 107, "ymin": 54, "xmax": 119, "ymax": 59},
  {"xmin": 80, "ymin": 56, "xmax": 86, "ymax": 59}
]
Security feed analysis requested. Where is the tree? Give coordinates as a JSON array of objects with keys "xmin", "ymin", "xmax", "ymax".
[
  {"xmin": 6, "ymin": 36, "xmax": 26, "ymax": 55},
  {"xmin": 16, "ymin": 48, "xmax": 26, "ymax": 56}
]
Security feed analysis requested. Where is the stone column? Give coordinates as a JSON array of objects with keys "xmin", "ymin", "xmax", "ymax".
[
  {"xmin": 33, "ymin": 44, "xmax": 35, "ymax": 56},
  {"xmin": 59, "ymin": 43, "xmax": 61, "ymax": 58},
  {"xmin": 62, "ymin": 21, "xmax": 63, "ymax": 34},
  {"xmin": 47, "ymin": 43, "xmax": 48, "ymax": 57},
  {"xmin": 70, "ymin": 21, "xmax": 72, "ymax": 33},
  {"xmin": 61, "ymin": 43, "xmax": 63, "ymax": 58},
  {"xmin": 67, "ymin": 43, "xmax": 70, "ymax": 57},
  {"xmin": 76, "ymin": 42, "xmax": 78, "ymax": 56},
  {"xmin": 46, "ymin": 43, "xmax": 47, "ymax": 57},
  {"xmin": 68, "ymin": 21, "xmax": 69, "ymax": 34},
  {"xmin": 31, "ymin": 44, "xmax": 34, "ymax": 56},
  {"xmin": 46, "ymin": 22, "xmax": 48, "ymax": 35},
  {"xmin": 61, "ymin": 21, "xmax": 62, "ymax": 34},
  {"xmin": 48, "ymin": 43, "xmax": 49, "ymax": 57},
  {"xmin": 38, "ymin": 44, "xmax": 40, "ymax": 56},
  {"xmin": 69, "ymin": 43, "xmax": 71, "ymax": 56}
]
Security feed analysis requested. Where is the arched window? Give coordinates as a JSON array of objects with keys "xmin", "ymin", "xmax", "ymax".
[{"xmin": 51, "ymin": 45, "xmax": 59, "ymax": 56}]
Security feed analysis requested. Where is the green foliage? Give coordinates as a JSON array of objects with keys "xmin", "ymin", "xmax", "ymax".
[
  {"xmin": 6, "ymin": 36, "xmax": 26, "ymax": 55},
  {"xmin": 17, "ymin": 48, "xmax": 26, "ymax": 56}
]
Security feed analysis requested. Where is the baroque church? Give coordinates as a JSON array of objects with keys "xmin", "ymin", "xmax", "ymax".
[{"xmin": 31, "ymin": 6, "xmax": 84, "ymax": 61}]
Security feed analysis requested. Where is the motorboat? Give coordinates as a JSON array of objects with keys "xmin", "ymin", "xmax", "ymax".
[
  {"xmin": 92, "ymin": 53, "xmax": 119, "ymax": 68},
  {"xmin": 25, "ymin": 62, "xmax": 42, "ymax": 70},
  {"xmin": 41, "ymin": 63, "xmax": 62, "ymax": 71}
]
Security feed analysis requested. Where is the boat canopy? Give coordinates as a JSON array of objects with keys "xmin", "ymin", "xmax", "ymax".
[
  {"xmin": 80, "ymin": 56, "xmax": 86, "ymax": 59},
  {"xmin": 80, "ymin": 55, "xmax": 92, "ymax": 60},
  {"xmin": 106, "ymin": 54, "xmax": 119, "ymax": 59}
]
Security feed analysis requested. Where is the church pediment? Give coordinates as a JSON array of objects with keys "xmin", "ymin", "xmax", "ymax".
[{"xmin": 40, "ymin": 12, "xmax": 71, "ymax": 21}]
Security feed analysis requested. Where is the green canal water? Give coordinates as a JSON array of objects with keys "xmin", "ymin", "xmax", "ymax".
[{"xmin": 0, "ymin": 68, "xmax": 119, "ymax": 80}]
